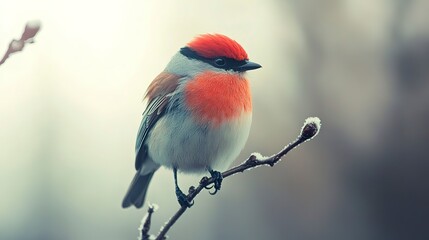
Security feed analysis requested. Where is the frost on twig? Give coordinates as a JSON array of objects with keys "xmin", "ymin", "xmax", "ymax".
[
  {"xmin": 0, "ymin": 20, "xmax": 41, "ymax": 66},
  {"xmin": 300, "ymin": 117, "xmax": 321, "ymax": 141},
  {"xmin": 138, "ymin": 203, "xmax": 159, "ymax": 240},
  {"xmin": 136, "ymin": 117, "xmax": 321, "ymax": 240}
]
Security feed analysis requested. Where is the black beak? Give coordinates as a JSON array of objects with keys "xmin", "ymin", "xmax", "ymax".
[{"xmin": 234, "ymin": 60, "xmax": 262, "ymax": 72}]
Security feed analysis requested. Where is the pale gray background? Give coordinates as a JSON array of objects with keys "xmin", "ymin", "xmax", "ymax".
[{"xmin": 1, "ymin": 0, "xmax": 428, "ymax": 239}]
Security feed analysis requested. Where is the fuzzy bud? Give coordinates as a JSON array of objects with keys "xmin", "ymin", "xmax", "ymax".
[
  {"xmin": 300, "ymin": 117, "xmax": 321, "ymax": 141},
  {"xmin": 21, "ymin": 20, "xmax": 41, "ymax": 41}
]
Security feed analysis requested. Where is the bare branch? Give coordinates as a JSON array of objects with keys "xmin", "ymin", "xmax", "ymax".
[
  {"xmin": 132, "ymin": 117, "xmax": 321, "ymax": 240},
  {"xmin": 138, "ymin": 117, "xmax": 321, "ymax": 239},
  {"xmin": 0, "ymin": 20, "xmax": 41, "ymax": 66}
]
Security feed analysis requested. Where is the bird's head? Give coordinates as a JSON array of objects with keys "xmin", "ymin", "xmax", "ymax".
[{"xmin": 165, "ymin": 34, "xmax": 261, "ymax": 76}]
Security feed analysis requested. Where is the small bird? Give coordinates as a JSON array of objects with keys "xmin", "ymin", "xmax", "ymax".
[{"xmin": 122, "ymin": 34, "xmax": 261, "ymax": 208}]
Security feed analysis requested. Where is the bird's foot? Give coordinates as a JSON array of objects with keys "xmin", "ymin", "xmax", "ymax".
[
  {"xmin": 175, "ymin": 186, "xmax": 194, "ymax": 208},
  {"xmin": 208, "ymin": 170, "xmax": 223, "ymax": 195}
]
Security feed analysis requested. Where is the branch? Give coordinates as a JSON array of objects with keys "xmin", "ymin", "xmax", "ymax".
[
  {"xmin": 140, "ymin": 117, "xmax": 321, "ymax": 240},
  {"xmin": 0, "ymin": 20, "xmax": 41, "ymax": 66}
]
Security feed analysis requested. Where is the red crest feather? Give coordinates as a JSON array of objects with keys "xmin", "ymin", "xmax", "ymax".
[{"xmin": 187, "ymin": 34, "xmax": 248, "ymax": 61}]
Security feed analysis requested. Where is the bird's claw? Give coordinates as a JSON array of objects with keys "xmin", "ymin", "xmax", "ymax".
[
  {"xmin": 208, "ymin": 170, "xmax": 223, "ymax": 195},
  {"xmin": 201, "ymin": 176, "xmax": 213, "ymax": 190},
  {"xmin": 209, "ymin": 188, "xmax": 218, "ymax": 195},
  {"xmin": 176, "ymin": 187, "xmax": 193, "ymax": 208}
]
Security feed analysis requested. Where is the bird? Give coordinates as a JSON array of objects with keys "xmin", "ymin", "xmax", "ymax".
[{"xmin": 122, "ymin": 34, "xmax": 261, "ymax": 208}]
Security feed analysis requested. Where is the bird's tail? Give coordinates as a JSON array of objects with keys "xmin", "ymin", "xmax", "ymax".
[{"xmin": 122, "ymin": 171, "xmax": 155, "ymax": 208}]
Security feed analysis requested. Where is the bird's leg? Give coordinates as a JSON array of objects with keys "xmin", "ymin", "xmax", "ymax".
[
  {"xmin": 206, "ymin": 167, "xmax": 223, "ymax": 195},
  {"xmin": 173, "ymin": 167, "xmax": 193, "ymax": 208}
]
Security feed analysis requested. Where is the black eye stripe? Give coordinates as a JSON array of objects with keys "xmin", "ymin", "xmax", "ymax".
[
  {"xmin": 180, "ymin": 47, "xmax": 247, "ymax": 71},
  {"xmin": 214, "ymin": 58, "xmax": 226, "ymax": 66}
]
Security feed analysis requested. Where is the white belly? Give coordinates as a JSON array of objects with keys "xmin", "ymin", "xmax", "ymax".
[{"xmin": 146, "ymin": 111, "xmax": 252, "ymax": 173}]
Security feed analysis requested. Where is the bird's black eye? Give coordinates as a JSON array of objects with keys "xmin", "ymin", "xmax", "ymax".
[{"xmin": 214, "ymin": 58, "xmax": 226, "ymax": 67}]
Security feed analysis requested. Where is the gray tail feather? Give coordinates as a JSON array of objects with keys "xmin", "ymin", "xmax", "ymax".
[{"xmin": 122, "ymin": 171, "xmax": 155, "ymax": 208}]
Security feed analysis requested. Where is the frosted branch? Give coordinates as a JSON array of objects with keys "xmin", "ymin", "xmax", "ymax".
[{"xmin": 138, "ymin": 117, "xmax": 321, "ymax": 240}]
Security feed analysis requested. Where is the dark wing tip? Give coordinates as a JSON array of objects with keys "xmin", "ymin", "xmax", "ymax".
[
  {"xmin": 122, "ymin": 200, "xmax": 131, "ymax": 208},
  {"xmin": 134, "ymin": 200, "xmax": 144, "ymax": 209}
]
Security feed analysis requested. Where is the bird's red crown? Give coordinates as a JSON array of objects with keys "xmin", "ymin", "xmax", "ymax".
[{"xmin": 187, "ymin": 34, "xmax": 248, "ymax": 61}]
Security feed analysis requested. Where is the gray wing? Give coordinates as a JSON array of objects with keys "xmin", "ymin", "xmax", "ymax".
[{"xmin": 134, "ymin": 96, "xmax": 169, "ymax": 170}]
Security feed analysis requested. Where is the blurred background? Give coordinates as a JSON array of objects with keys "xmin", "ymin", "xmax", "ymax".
[{"xmin": 1, "ymin": 0, "xmax": 428, "ymax": 239}]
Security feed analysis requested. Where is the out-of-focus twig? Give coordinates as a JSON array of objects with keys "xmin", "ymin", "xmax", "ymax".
[
  {"xmin": 0, "ymin": 20, "xmax": 41, "ymax": 66},
  {"xmin": 137, "ymin": 117, "xmax": 322, "ymax": 240}
]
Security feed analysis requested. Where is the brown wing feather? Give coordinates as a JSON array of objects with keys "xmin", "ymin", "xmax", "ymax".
[
  {"xmin": 135, "ymin": 72, "xmax": 182, "ymax": 170},
  {"xmin": 145, "ymin": 72, "xmax": 182, "ymax": 101}
]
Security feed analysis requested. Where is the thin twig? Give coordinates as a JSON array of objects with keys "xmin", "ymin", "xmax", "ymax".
[
  {"xmin": 139, "ymin": 204, "xmax": 158, "ymax": 240},
  {"xmin": 152, "ymin": 117, "xmax": 321, "ymax": 240},
  {"xmin": 0, "ymin": 20, "xmax": 41, "ymax": 66}
]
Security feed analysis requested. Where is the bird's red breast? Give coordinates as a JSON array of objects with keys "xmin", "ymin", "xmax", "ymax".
[{"xmin": 184, "ymin": 72, "xmax": 252, "ymax": 127}]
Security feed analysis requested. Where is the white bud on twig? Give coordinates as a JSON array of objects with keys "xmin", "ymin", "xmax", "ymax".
[
  {"xmin": 26, "ymin": 20, "xmax": 41, "ymax": 29},
  {"xmin": 300, "ymin": 117, "xmax": 321, "ymax": 141}
]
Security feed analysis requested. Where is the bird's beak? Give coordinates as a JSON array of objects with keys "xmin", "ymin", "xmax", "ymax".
[{"xmin": 234, "ymin": 60, "xmax": 262, "ymax": 72}]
